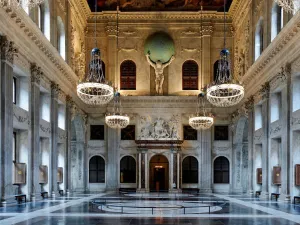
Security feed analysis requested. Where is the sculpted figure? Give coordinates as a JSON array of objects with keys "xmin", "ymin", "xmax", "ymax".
[{"xmin": 146, "ymin": 53, "xmax": 175, "ymax": 95}]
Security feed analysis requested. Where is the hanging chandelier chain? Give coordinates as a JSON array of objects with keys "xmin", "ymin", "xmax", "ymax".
[
  {"xmin": 223, "ymin": 0, "xmax": 226, "ymax": 49},
  {"xmin": 94, "ymin": 0, "xmax": 97, "ymax": 46}
]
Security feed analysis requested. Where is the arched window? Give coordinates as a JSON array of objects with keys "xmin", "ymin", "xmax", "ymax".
[
  {"xmin": 41, "ymin": 1, "xmax": 50, "ymax": 40},
  {"xmin": 182, "ymin": 60, "xmax": 198, "ymax": 90},
  {"xmin": 255, "ymin": 19, "xmax": 263, "ymax": 61},
  {"xmin": 271, "ymin": 3, "xmax": 283, "ymax": 41},
  {"xmin": 120, "ymin": 60, "xmax": 136, "ymax": 90},
  {"xmin": 214, "ymin": 156, "xmax": 229, "ymax": 184},
  {"xmin": 182, "ymin": 156, "xmax": 198, "ymax": 183},
  {"xmin": 38, "ymin": 5, "xmax": 42, "ymax": 30},
  {"xmin": 57, "ymin": 16, "xmax": 66, "ymax": 60},
  {"xmin": 89, "ymin": 156, "xmax": 105, "ymax": 183},
  {"xmin": 120, "ymin": 156, "xmax": 136, "ymax": 183}
]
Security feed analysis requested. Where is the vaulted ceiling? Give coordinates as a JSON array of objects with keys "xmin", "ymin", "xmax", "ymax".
[{"xmin": 87, "ymin": 0, "xmax": 232, "ymax": 12}]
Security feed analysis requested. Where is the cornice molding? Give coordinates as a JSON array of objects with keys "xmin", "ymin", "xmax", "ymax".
[
  {"xmin": 241, "ymin": 12, "xmax": 300, "ymax": 102},
  {"xmin": 0, "ymin": 6, "xmax": 86, "ymax": 109}
]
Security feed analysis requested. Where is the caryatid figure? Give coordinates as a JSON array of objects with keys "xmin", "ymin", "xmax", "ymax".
[{"xmin": 146, "ymin": 52, "xmax": 175, "ymax": 95}]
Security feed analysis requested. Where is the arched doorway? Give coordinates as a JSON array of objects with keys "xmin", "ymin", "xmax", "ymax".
[{"xmin": 149, "ymin": 155, "xmax": 169, "ymax": 191}]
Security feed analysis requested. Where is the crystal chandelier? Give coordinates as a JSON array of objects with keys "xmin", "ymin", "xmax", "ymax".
[
  {"xmin": 105, "ymin": 92, "xmax": 130, "ymax": 129},
  {"xmin": 274, "ymin": 0, "xmax": 300, "ymax": 13},
  {"xmin": 77, "ymin": 0, "xmax": 114, "ymax": 106},
  {"xmin": 0, "ymin": 0, "xmax": 45, "ymax": 8},
  {"xmin": 189, "ymin": 6, "xmax": 214, "ymax": 130},
  {"xmin": 206, "ymin": 1, "xmax": 244, "ymax": 107},
  {"xmin": 189, "ymin": 92, "xmax": 214, "ymax": 130}
]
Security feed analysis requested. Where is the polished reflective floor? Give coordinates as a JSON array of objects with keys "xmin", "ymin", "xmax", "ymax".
[{"xmin": 0, "ymin": 193, "xmax": 299, "ymax": 225}]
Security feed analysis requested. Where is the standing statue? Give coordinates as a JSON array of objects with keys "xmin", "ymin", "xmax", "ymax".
[{"xmin": 146, "ymin": 52, "xmax": 175, "ymax": 95}]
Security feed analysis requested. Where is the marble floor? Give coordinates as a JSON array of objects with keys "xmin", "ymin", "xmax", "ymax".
[{"xmin": 0, "ymin": 193, "xmax": 299, "ymax": 225}]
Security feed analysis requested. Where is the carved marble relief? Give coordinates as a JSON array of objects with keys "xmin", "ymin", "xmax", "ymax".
[{"xmin": 138, "ymin": 114, "xmax": 181, "ymax": 140}]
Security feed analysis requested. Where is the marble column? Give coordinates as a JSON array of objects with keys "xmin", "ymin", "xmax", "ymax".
[
  {"xmin": 65, "ymin": 96, "xmax": 73, "ymax": 195},
  {"xmin": 201, "ymin": 25, "xmax": 213, "ymax": 86},
  {"xmin": 137, "ymin": 150, "xmax": 147, "ymax": 192},
  {"xmin": 0, "ymin": 36, "xmax": 17, "ymax": 206},
  {"xmin": 49, "ymin": 82, "xmax": 59, "ymax": 198},
  {"xmin": 261, "ymin": 83, "xmax": 270, "ymax": 199},
  {"xmin": 199, "ymin": 128, "xmax": 212, "ymax": 193},
  {"xmin": 169, "ymin": 149, "xmax": 180, "ymax": 192},
  {"xmin": 28, "ymin": 64, "xmax": 42, "ymax": 201},
  {"xmin": 246, "ymin": 97, "xmax": 255, "ymax": 195},
  {"xmin": 280, "ymin": 65, "xmax": 291, "ymax": 202},
  {"xmin": 82, "ymin": 114, "xmax": 89, "ymax": 192},
  {"xmin": 106, "ymin": 127, "xmax": 119, "ymax": 192},
  {"xmin": 105, "ymin": 23, "xmax": 117, "ymax": 85}
]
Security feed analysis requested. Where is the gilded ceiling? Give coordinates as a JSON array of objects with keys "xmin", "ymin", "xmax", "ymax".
[{"xmin": 87, "ymin": 0, "xmax": 232, "ymax": 12}]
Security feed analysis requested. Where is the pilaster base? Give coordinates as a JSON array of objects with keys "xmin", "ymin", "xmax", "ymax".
[
  {"xmin": 30, "ymin": 193, "xmax": 36, "ymax": 202},
  {"xmin": 51, "ymin": 191, "xmax": 56, "ymax": 198},
  {"xmin": 199, "ymin": 188, "xmax": 213, "ymax": 194},
  {"xmin": 169, "ymin": 189, "xmax": 182, "ymax": 193},
  {"xmin": 249, "ymin": 190, "xmax": 254, "ymax": 195},
  {"xmin": 137, "ymin": 189, "xmax": 147, "ymax": 193},
  {"xmin": 0, "ymin": 200, "xmax": 7, "ymax": 207},
  {"xmin": 260, "ymin": 192, "xmax": 269, "ymax": 200},
  {"xmin": 66, "ymin": 190, "xmax": 70, "ymax": 196},
  {"xmin": 279, "ymin": 194, "xmax": 291, "ymax": 203}
]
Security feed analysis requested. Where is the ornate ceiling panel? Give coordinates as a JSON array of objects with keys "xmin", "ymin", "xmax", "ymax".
[{"xmin": 87, "ymin": 0, "xmax": 232, "ymax": 12}]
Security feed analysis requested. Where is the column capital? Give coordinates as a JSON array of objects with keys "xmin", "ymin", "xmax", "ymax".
[
  {"xmin": 201, "ymin": 25, "xmax": 214, "ymax": 36},
  {"xmin": 105, "ymin": 23, "xmax": 118, "ymax": 36},
  {"xmin": 259, "ymin": 82, "xmax": 270, "ymax": 101},
  {"xmin": 244, "ymin": 96, "xmax": 255, "ymax": 112},
  {"xmin": 0, "ymin": 36, "xmax": 18, "ymax": 64},
  {"xmin": 50, "ymin": 82, "xmax": 61, "ymax": 96},
  {"xmin": 30, "ymin": 63, "xmax": 43, "ymax": 84}
]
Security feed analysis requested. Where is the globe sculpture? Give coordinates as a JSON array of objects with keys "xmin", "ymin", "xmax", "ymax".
[{"xmin": 144, "ymin": 32, "xmax": 175, "ymax": 64}]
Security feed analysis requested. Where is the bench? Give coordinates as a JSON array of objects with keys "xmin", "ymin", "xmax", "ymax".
[
  {"xmin": 41, "ymin": 192, "xmax": 48, "ymax": 199},
  {"xmin": 59, "ymin": 190, "xmax": 64, "ymax": 196},
  {"xmin": 182, "ymin": 188, "xmax": 199, "ymax": 194},
  {"xmin": 15, "ymin": 194, "xmax": 26, "ymax": 204},
  {"xmin": 271, "ymin": 193, "xmax": 280, "ymax": 201},
  {"xmin": 294, "ymin": 196, "xmax": 300, "ymax": 204},
  {"xmin": 255, "ymin": 191, "xmax": 261, "ymax": 197}
]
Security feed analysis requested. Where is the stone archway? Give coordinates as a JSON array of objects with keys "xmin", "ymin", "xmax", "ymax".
[{"xmin": 149, "ymin": 155, "xmax": 169, "ymax": 191}]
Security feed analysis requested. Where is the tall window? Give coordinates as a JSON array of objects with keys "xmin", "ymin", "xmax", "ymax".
[
  {"xmin": 89, "ymin": 156, "xmax": 105, "ymax": 183},
  {"xmin": 13, "ymin": 77, "xmax": 16, "ymax": 104},
  {"xmin": 182, "ymin": 60, "xmax": 198, "ymax": 90},
  {"xmin": 271, "ymin": 3, "xmax": 283, "ymax": 41},
  {"xmin": 255, "ymin": 105, "xmax": 263, "ymax": 130},
  {"xmin": 293, "ymin": 76, "xmax": 300, "ymax": 112},
  {"xmin": 214, "ymin": 156, "xmax": 229, "ymax": 184},
  {"xmin": 41, "ymin": 1, "xmax": 50, "ymax": 40},
  {"xmin": 120, "ymin": 156, "xmax": 136, "ymax": 183},
  {"xmin": 13, "ymin": 132, "xmax": 16, "ymax": 162},
  {"xmin": 182, "ymin": 156, "xmax": 198, "ymax": 183},
  {"xmin": 120, "ymin": 60, "xmax": 136, "ymax": 90},
  {"xmin": 270, "ymin": 92, "xmax": 281, "ymax": 122},
  {"xmin": 57, "ymin": 16, "xmax": 65, "ymax": 60},
  {"xmin": 255, "ymin": 19, "xmax": 263, "ymax": 60}
]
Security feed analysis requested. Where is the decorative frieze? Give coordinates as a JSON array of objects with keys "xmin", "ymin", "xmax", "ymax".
[
  {"xmin": 0, "ymin": 35, "xmax": 18, "ymax": 63},
  {"xmin": 201, "ymin": 25, "xmax": 214, "ymax": 36},
  {"xmin": 105, "ymin": 24, "xmax": 118, "ymax": 36}
]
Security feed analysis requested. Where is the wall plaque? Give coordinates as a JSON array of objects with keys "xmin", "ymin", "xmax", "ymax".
[
  {"xmin": 39, "ymin": 165, "xmax": 48, "ymax": 184},
  {"xmin": 256, "ymin": 168, "xmax": 262, "ymax": 184},
  {"xmin": 296, "ymin": 164, "xmax": 300, "ymax": 186},
  {"xmin": 13, "ymin": 163, "xmax": 26, "ymax": 184},
  {"xmin": 272, "ymin": 166, "xmax": 281, "ymax": 185},
  {"xmin": 57, "ymin": 167, "xmax": 63, "ymax": 183}
]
